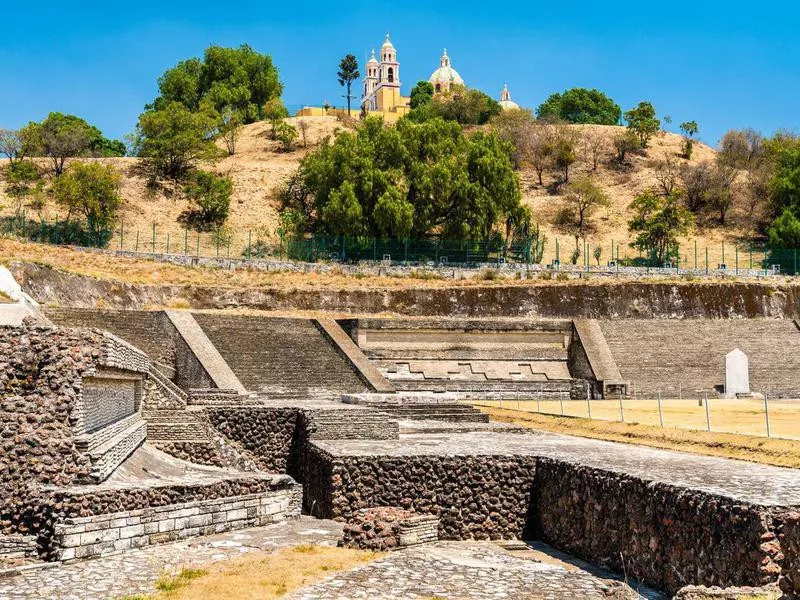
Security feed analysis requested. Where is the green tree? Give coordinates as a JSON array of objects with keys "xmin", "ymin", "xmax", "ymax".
[
  {"xmin": 680, "ymin": 121, "xmax": 699, "ymax": 159},
  {"xmin": 150, "ymin": 45, "xmax": 282, "ymax": 123},
  {"xmin": 613, "ymin": 129, "xmax": 640, "ymax": 164},
  {"xmin": 425, "ymin": 86, "xmax": 502, "ymax": 125},
  {"xmin": 624, "ymin": 102, "xmax": 661, "ymax": 147},
  {"xmin": 410, "ymin": 81, "xmax": 435, "ymax": 109},
  {"xmin": 553, "ymin": 125, "xmax": 580, "ymax": 183},
  {"xmin": 337, "ymin": 54, "xmax": 360, "ymax": 117},
  {"xmin": 218, "ymin": 106, "xmax": 243, "ymax": 156},
  {"xmin": 52, "ymin": 162, "xmax": 121, "ymax": 239},
  {"xmin": 289, "ymin": 116, "xmax": 522, "ymax": 240},
  {"xmin": 180, "ymin": 170, "xmax": 233, "ymax": 230},
  {"xmin": 489, "ymin": 108, "xmax": 535, "ymax": 168},
  {"xmin": 135, "ymin": 102, "xmax": 221, "ymax": 180},
  {"xmin": 264, "ymin": 98, "xmax": 289, "ymax": 139},
  {"xmin": 767, "ymin": 208, "xmax": 800, "ymax": 248},
  {"xmin": 536, "ymin": 88, "xmax": 621, "ymax": 125},
  {"xmin": 5, "ymin": 161, "xmax": 43, "ymax": 217},
  {"xmin": 275, "ymin": 121, "xmax": 298, "ymax": 151},
  {"xmin": 628, "ymin": 189, "xmax": 693, "ymax": 263},
  {"xmin": 767, "ymin": 135, "xmax": 800, "ymax": 217}
]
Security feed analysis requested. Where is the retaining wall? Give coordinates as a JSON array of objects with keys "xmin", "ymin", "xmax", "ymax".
[
  {"xmin": 17, "ymin": 262, "xmax": 800, "ymax": 318},
  {"xmin": 52, "ymin": 485, "xmax": 301, "ymax": 560}
]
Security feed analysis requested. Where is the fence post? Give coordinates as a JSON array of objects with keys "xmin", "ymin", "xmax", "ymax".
[
  {"xmin": 722, "ymin": 241, "xmax": 725, "ymax": 266},
  {"xmin": 152, "ymin": 223, "xmax": 156, "ymax": 254},
  {"xmin": 196, "ymin": 233, "xmax": 200, "ymax": 258},
  {"xmin": 555, "ymin": 238, "xmax": 559, "ymax": 267},
  {"xmin": 657, "ymin": 390, "xmax": 664, "ymax": 427},
  {"xmin": 120, "ymin": 222, "xmax": 124, "ymax": 251},
  {"xmin": 247, "ymin": 230, "xmax": 252, "ymax": 260},
  {"xmin": 705, "ymin": 247, "xmax": 709, "ymax": 275},
  {"xmin": 184, "ymin": 229, "xmax": 188, "ymax": 255},
  {"xmin": 559, "ymin": 393, "xmax": 564, "ymax": 416},
  {"xmin": 166, "ymin": 233, "xmax": 170, "ymax": 255},
  {"xmin": 537, "ymin": 388, "xmax": 542, "ymax": 413},
  {"xmin": 619, "ymin": 392, "xmax": 625, "ymax": 422},
  {"xmin": 764, "ymin": 393, "xmax": 771, "ymax": 438},
  {"xmin": 735, "ymin": 246, "xmax": 739, "ymax": 275},
  {"xmin": 216, "ymin": 231, "xmax": 220, "ymax": 257},
  {"xmin": 586, "ymin": 383, "xmax": 592, "ymax": 419},
  {"xmin": 704, "ymin": 393, "xmax": 711, "ymax": 431},
  {"xmin": 135, "ymin": 230, "xmax": 140, "ymax": 253},
  {"xmin": 694, "ymin": 239, "xmax": 697, "ymax": 270}
]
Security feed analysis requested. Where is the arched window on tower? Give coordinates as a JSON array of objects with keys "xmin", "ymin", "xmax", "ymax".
[
  {"xmin": 388, "ymin": 67, "xmax": 394, "ymax": 83},
  {"xmin": 435, "ymin": 83, "xmax": 441, "ymax": 93}
]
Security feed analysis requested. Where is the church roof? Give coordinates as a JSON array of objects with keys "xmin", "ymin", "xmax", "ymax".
[
  {"xmin": 367, "ymin": 49, "xmax": 378, "ymax": 65},
  {"xmin": 381, "ymin": 33, "xmax": 395, "ymax": 50},
  {"xmin": 429, "ymin": 49, "xmax": 464, "ymax": 86},
  {"xmin": 499, "ymin": 84, "xmax": 519, "ymax": 110}
]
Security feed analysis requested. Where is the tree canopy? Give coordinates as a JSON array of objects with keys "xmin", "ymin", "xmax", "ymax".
[
  {"xmin": 51, "ymin": 161, "xmax": 122, "ymax": 238},
  {"xmin": 134, "ymin": 102, "xmax": 222, "ymax": 180},
  {"xmin": 536, "ymin": 88, "xmax": 621, "ymax": 125},
  {"xmin": 281, "ymin": 116, "xmax": 525, "ymax": 240},
  {"xmin": 19, "ymin": 113, "xmax": 125, "ymax": 175},
  {"xmin": 408, "ymin": 86, "xmax": 502, "ymax": 126},
  {"xmin": 149, "ymin": 44, "xmax": 282, "ymax": 123},
  {"xmin": 337, "ymin": 54, "xmax": 360, "ymax": 116},
  {"xmin": 628, "ymin": 189, "xmax": 693, "ymax": 263},
  {"xmin": 410, "ymin": 81, "xmax": 434, "ymax": 109},
  {"xmin": 624, "ymin": 102, "xmax": 661, "ymax": 147}
]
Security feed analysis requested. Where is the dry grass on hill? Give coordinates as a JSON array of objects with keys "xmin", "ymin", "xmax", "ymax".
[
  {"xmin": 0, "ymin": 118, "xmax": 756, "ymax": 268},
  {"xmin": 481, "ymin": 406, "xmax": 800, "ymax": 469},
  {"xmin": 130, "ymin": 545, "xmax": 381, "ymax": 600}
]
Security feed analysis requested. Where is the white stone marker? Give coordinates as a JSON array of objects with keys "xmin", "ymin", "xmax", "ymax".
[{"xmin": 725, "ymin": 348, "xmax": 750, "ymax": 395}]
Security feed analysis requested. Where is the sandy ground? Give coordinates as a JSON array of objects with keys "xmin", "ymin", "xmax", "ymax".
[
  {"xmin": 480, "ymin": 406, "xmax": 800, "ymax": 468},
  {"xmin": 0, "ymin": 118, "xmax": 756, "ymax": 267}
]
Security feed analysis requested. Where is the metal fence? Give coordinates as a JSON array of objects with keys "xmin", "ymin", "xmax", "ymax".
[
  {"xmin": 2, "ymin": 214, "xmax": 799, "ymax": 275},
  {"xmin": 470, "ymin": 390, "xmax": 797, "ymax": 441}
]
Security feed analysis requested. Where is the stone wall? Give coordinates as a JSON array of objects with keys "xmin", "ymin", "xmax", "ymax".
[
  {"xmin": 19, "ymin": 261, "xmax": 800, "ymax": 318},
  {"xmin": 52, "ymin": 485, "xmax": 301, "ymax": 560},
  {"xmin": 205, "ymin": 407, "xmax": 302, "ymax": 474},
  {"xmin": 531, "ymin": 458, "xmax": 782, "ymax": 594},
  {"xmin": 0, "ymin": 325, "xmax": 149, "ymax": 537},
  {"xmin": 303, "ymin": 444, "xmax": 537, "ymax": 539},
  {"xmin": 780, "ymin": 512, "xmax": 800, "ymax": 596}
]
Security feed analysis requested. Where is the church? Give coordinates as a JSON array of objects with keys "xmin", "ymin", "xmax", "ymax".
[{"xmin": 360, "ymin": 34, "xmax": 520, "ymax": 120}]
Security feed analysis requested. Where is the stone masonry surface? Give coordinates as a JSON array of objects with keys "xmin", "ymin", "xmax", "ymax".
[
  {"xmin": 0, "ymin": 325, "xmax": 149, "ymax": 540},
  {"xmin": 307, "ymin": 430, "xmax": 800, "ymax": 594},
  {"xmin": 0, "ymin": 518, "xmax": 667, "ymax": 600}
]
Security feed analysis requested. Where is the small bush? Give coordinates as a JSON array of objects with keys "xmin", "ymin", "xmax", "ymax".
[
  {"xmin": 409, "ymin": 269, "xmax": 443, "ymax": 280},
  {"xmin": 478, "ymin": 268, "xmax": 500, "ymax": 281},
  {"xmin": 155, "ymin": 567, "xmax": 207, "ymax": 592},
  {"xmin": 179, "ymin": 170, "xmax": 233, "ymax": 231},
  {"xmin": 556, "ymin": 271, "xmax": 570, "ymax": 281},
  {"xmin": 539, "ymin": 271, "xmax": 553, "ymax": 281}
]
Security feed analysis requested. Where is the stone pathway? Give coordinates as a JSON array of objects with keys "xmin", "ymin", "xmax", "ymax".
[
  {"xmin": 0, "ymin": 518, "xmax": 343, "ymax": 600},
  {"xmin": 0, "ymin": 519, "xmax": 665, "ymax": 600},
  {"xmin": 292, "ymin": 541, "xmax": 664, "ymax": 600}
]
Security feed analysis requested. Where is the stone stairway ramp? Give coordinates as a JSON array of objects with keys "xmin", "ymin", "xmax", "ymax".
[
  {"xmin": 191, "ymin": 314, "xmax": 368, "ymax": 400},
  {"xmin": 165, "ymin": 311, "xmax": 247, "ymax": 394},
  {"xmin": 147, "ymin": 364, "xmax": 188, "ymax": 410},
  {"xmin": 142, "ymin": 409, "xmax": 210, "ymax": 443},
  {"xmin": 362, "ymin": 347, "xmax": 571, "ymax": 361},
  {"xmin": 599, "ymin": 318, "xmax": 800, "ymax": 398},
  {"xmin": 305, "ymin": 408, "xmax": 399, "ymax": 440}
]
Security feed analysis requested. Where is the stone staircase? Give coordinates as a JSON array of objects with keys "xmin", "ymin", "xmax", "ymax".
[
  {"xmin": 374, "ymin": 403, "xmax": 490, "ymax": 423},
  {"xmin": 46, "ymin": 308, "xmax": 177, "ymax": 370},
  {"xmin": 142, "ymin": 409, "xmax": 210, "ymax": 442},
  {"xmin": 599, "ymin": 318, "xmax": 800, "ymax": 398},
  {"xmin": 305, "ymin": 408, "xmax": 399, "ymax": 440},
  {"xmin": 192, "ymin": 314, "xmax": 368, "ymax": 400}
]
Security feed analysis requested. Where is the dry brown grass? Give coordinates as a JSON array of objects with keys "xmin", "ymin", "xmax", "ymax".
[
  {"xmin": 2, "ymin": 238, "xmax": 780, "ymax": 293},
  {"xmin": 481, "ymin": 406, "xmax": 800, "ymax": 468},
  {"xmin": 0, "ymin": 119, "xmax": 755, "ymax": 268},
  {"xmin": 141, "ymin": 545, "xmax": 381, "ymax": 600}
]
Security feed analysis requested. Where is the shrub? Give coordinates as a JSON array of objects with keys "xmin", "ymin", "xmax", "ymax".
[{"xmin": 180, "ymin": 170, "xmax": 233, "ymax": 230}]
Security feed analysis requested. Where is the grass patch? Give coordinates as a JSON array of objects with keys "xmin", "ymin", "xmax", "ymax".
[
  {"xmin": 481, "ymin": 406, "xmax": 800, "ymax": 468},
  {"xmin": 144, "ymin": 545, "xmax": 381, "ymax": 600}
]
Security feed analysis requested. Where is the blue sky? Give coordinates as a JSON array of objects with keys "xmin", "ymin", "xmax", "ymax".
[{"xmin": 1, "ymin": 1, "xmax": 798, "ymax": 146}]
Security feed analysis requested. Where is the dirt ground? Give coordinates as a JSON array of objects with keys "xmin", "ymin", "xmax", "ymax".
[{"xmin": 480, "ymin": 405, "xmax": 800, "ymax": 468}]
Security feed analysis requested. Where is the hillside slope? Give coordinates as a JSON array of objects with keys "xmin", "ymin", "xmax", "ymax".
[{"xmin": 0, "ymin": 117, "xmax": 752, "ymax": 265}]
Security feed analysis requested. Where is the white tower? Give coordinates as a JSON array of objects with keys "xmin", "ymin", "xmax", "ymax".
[
  {"xmin": 378, "ymin": 33, "xmax": 400, "ymax": 88},
  {"xmin": 362, "ymin": 49, "xmax": 379, "ymax": 111},
  {"xmin": 499, "ymin": 84, "xmax": 519, "ymax": 110}
]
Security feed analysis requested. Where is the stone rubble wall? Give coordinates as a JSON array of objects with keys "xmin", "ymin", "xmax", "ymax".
[
  {"xmin": 52, "ymin": 485, "xmax": 301, "ymax": 561},
  {"xmin": 339, "ymin": 507, "xmax": 439, "ymax": 551},
  {"xmin": 780, "ymin": 512, "xmax": 800, "ymax": 596},
  {"xmin": 303, "ymin": 444, "xmax": 537, "ymax": 539},
  {"xmin": 0, "ymin": 326, "xmax": 149, "ymax": 536}
]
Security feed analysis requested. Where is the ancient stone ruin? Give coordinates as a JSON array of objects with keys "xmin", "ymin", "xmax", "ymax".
[{"xmin": 1, "ymin": 284, "xmax": 800, "ymax": 598}]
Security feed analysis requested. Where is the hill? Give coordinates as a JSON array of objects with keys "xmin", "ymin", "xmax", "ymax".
[{"xmin": 0, "ymin": 117, "xmax": 752, "ymax": 266}]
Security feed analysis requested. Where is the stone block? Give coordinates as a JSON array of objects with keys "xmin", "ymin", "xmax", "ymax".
[{"xmin": 119, "ymin": 524, "xmax": 145, "ymax": 539}]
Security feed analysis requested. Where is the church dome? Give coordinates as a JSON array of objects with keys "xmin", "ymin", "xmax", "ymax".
[
  {"xmin": 429, "ymin": 49, "xmax": 464, "ymax": 90},
  {"xmin": 499, "ymin": 84, "xmax": 519, "ymax": 110},
  {"xmin": 381, "ymin": 34, "xmax": 395, "ymax": 52}
]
